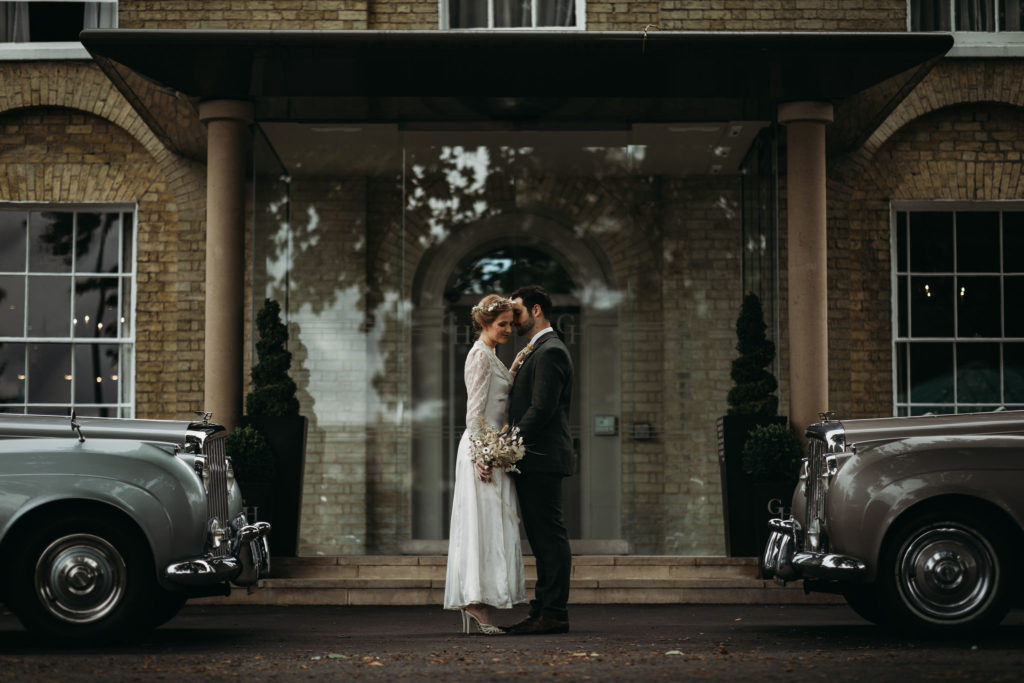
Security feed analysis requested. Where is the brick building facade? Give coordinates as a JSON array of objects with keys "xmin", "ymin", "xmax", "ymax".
[{"xmin": 1, "ymin": 1, "xmax": 1018, "ymax": 557}]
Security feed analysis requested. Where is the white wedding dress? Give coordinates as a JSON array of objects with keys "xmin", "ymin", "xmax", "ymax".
[{"xmin": 443, "ymin": 340, "xmax": 526, "ymax": 611}]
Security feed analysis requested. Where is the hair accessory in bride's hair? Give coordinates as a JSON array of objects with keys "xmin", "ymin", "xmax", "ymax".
[{"xmin": 471, "ymin": 297, "xmax": 514, "ymax": 315}]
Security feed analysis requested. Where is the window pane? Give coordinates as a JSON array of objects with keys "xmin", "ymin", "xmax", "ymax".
[
  {"xmin": 27, "ymin": 343, "xmax": 71, "ymax": 404},
  {"xmin": 77, "ymin": 213, "xmax": 120, "ymax": 274},
  {"xmin": 29, "ymin": 212, "xmax": 73, "ymax": 273},
  {"xmin": 449, "ymin": 0, "xmax": 488, "ymax": 27},
  {"xmin": 1006, "ymin": 276, "xmax": 1024, "ymax": 337},
  {"xmin": 910, "ymin": 342, "xmax": 954, "ymax": 403},
  {"xmin": 911, "ymin": 0, "xmax": 952, "ymax": 30},
  {"xmin": 75, "ymin": 343, "xmax": 119, "ymax": 405},
  {"xmin": 25, "ymin": 3, "xmax": 85, "ymax": 42},
  {"xmin": 896, "ymin": 341, "xmax": 908, "ymax": 404},
  {"xmin": 910, "ymin": 405, "xmax": 954, "ymax": 415},
  {"xmin": 0, "ymin": 275, "xmax": 25, "ymax": 337},
  {"xmin": 898, "ymin": 275, "xmax": 909, "ymax": 338},
  {"xmin": 896, "ymin": 211, "xmax": 908, "ymax": 273},
  {"xmin": 1002, "ymin": 0, "xmax": 1024, "ymax": 32},
  {"xmin": 27, "ymin": 276, "xmax": 71, "ymax": 337},
  {"xmin": 958, "ymin": 0, "xmax": 996, "ymax": 29},
  {"xmin": 1006, "ymin": 343, "xmax": 1024, "ymax": 402},
  {"xmin": 956, "ymin": 212, "xmax": 1000, "ymax": 272},
  {"xmin": 74, "ymin": 277, "xmax": 119, "ymax": 339},
  {"xmin": 910, "ymin": 275, "xmax": 954, "ymax": 337},
  {"xmin": 1004, "ymin": 212, "xmax": 1024, "ymax": 273},
  {"xmin": 122, "ymin": 212, "xmax": 133, "ymax": 273},
  {"xmin": 957, "ymin": 275, "xmax": 1001, "ymax": 337},
  {"xmin": 0, "ymin": 342, "xmax": 25, "ymax": 403},
  {"xmin": 0, "ymin": 211, "xmax": 26, "ymax": 272},
  {"xmin": 957, "ymin": 342, "xmax": 1001, "ymax": 403},
  {"xmin": 536, "ymin": 0, "xmax": 576, "ymax": 26},
  {"xmin": 910, "ymin": 211, "xmax": 953, "ymax": 272},
  {"xmin": 495, "ymin": 0, "xmax": 530, "ymax": 26}
]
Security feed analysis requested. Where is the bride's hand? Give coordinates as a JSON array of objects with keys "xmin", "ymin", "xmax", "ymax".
[
  {"xmin": 474, "ymin": 460, "xmax": 492, "ymax": 482},
  {"xmin": 511, "ymin": 349, "xmax": 526, "ymax": 372}
]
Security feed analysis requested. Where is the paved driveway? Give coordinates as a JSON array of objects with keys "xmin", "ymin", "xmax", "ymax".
[{"xmin": 1, "ymin": 603, "xmax": 1022, "ymax": 680}]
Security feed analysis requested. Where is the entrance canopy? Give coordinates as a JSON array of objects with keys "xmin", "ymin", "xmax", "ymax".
[{"xmin": 81, "ymin": 30, "xmax": 953, "ymax": 158}]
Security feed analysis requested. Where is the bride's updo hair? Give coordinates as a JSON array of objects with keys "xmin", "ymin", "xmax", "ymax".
[{"xmin": 470, "ymin": 294, "xmax": 514, "ymax": 334}]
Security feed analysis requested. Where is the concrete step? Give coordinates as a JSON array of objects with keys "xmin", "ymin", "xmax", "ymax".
[{"xmin": 195, "ymin": 556, "xmax": 843, "ymax": 606}]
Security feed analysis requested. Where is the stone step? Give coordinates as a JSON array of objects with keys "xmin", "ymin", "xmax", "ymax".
[{"xmin": 194, "ymin": 556, "xmax": 843, "ymax": 607}]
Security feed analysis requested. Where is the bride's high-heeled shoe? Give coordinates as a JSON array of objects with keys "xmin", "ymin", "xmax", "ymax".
[{"xmin": 461, "ymin": 609, "xmax": 503, "ymax": 635}]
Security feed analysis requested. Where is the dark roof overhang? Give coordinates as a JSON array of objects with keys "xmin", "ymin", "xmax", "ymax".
[{"xmin": 80, "ymin": 29, "xmax": 953, "ymax": 159}]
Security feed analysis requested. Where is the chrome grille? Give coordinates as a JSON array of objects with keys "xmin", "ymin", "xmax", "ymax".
[
  {"xmin": 804, "ymin": 436, "xmax": 828, "ymax": 552},
  {"xmin": 204, "ymin": 436, "xmax": 231, "ymax": 557}
]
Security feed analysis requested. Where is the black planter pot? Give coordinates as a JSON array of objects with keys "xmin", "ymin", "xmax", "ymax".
[
  {"xmin": 717, "ymin": 415, "xmax": 786, "ymax": 557},
  {"xmin": 242, "ymin": 415, "xmax": 308, "ymax": 557}
]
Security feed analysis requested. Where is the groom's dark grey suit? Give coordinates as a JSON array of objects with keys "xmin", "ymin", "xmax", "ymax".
[{"xmin": 508, "ymin": 330, "xmax": 573, "ymax": 622}]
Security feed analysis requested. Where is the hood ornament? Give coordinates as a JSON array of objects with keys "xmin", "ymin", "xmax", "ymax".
[
  {"xmin": 194, "ymin": 410, "xmax": 213, "ymax": 425},
  {"xmin": 70, "ymin": 410, "xmax": 85, "ymax": 443}
]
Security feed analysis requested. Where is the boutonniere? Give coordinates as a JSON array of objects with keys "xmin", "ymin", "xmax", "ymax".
[{"xmin": 511, "ymin": 343, "xmax": 535, "ymax": 374}]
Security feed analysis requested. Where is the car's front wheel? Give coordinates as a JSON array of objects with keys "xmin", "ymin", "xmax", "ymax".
[
  {"xmin": 878, "ymin": 507, "xmax": 1012, "ymax": 630},
  {"xmin": 8, "ymin": 511, "xmax": 155, "ymax": 643}
]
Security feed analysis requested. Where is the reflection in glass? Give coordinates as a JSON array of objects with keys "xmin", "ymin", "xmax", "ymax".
[
  {"xmin": 0, "ymin": 210, "xmax": 26, "ymax": 272},
  {"xmin": 956, "ymin": 212, "xmax": 1000, "ymax": 272},
  {"xmin": 536, "ymin": 0, "xmax": 576, "ymax": 25},
  {"xmin": 896, "ymin": 342, "xmax": 908, "ymax": 404},
  {"xmin": 1002, "ymin": 0, "xmax": 1024, "ymax": 30},
  {"xmin": 76, "ymin": 213, "xmax": 120, "ymax": 273},
  {"xmin": 74, "ymin": 277, "xmax": 119, "ymax": 339},
  {"xmin": 0, "ymin": 342, "xmax": 26, "ymax": 404},
  {"xmin": 910, "ymin": 342, "xmax": 953, "ymax": 404},
  {"xmin": 957, "ymin": 342, "xmax": 1000, "ymax": 404},
  {"xmin": 28, "ymin": 276, "xmax": 71, "ymax": 337},
  {"xmin": 956, "ymin": 275, "xmax": 1000, "ymax": 337},
  {"xmin": 0, "ymin": 275, "xmax": 25, "ymax": 337},
  {"xmin": 897, "ymin": 276, "xmax": 908, "ymax": 338},
  {"xmin": 910, "ymin": 275, "xmax": 953, "ymax": 337},
  {"xmin": 29, "ymin": 211, "xmax": 73, "ymax": 273},
  {"xmin": 75, "ymin": 343, "xmax": 118, "ymax": 405},
  {"xmin": 895, "ymin": 211, "xmax": 908, "ymax": 273},
  {"xmin": 28, "ymin": 343, "xmax": 71, "ymax": 404},
  {"xmin": 494, "ymin": 0, "xmax": 529, "ymax": 26},
  {"xmin": 910, "ymin": 212, "xmax": 953, "ymax": 272},
  {"xmin": 449, "ymin": 0, "xmax": 488, "ymax": 27},
  {"xmin": 957, "ymin": 0, "xmax": 996, "ymax": 30},
  {"xmin": 1004, "ymin": 212, "xmax": 1024, "ymax": 273},
  {"xmin": 910, "ymin": 0, "xmax": 952, "ymax": 30},
  {"xmin": 122, "ymin": 212, "xmax": 134, "ymax": 274},
  {"xmin": 1006, "ymin": 343, "xmax": 1024, "ymax": 403},
  {"xmin": 446, "ymin": 246, "xmax": 575, "ymax": 300}
]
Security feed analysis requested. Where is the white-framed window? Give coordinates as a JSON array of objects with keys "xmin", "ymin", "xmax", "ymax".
[
  {"xmin": 908, "ymin": 0, "xmax": 1024, "ymax": 55},
  {"xmin": 440, "ymin": 0, "xmax": 584, "ymax": 29},
  {"xmin": 0, "ymin": 0, "xmax": 117, "ymax": 60},
  {"xmin": 891, "ymin": 202, "xmax": 1024, "ymax": 416},
  {"xmin": 0, "ymin": 204, "xmax": 136, "ymax": 417}
]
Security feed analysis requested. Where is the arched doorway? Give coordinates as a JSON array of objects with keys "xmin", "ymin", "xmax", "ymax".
[{"xmin": 410, "ymin": 213, "xmax": 621, "ymax": 545}]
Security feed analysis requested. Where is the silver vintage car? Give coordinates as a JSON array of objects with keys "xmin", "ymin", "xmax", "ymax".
[
  {"xmin": 763, "ymin": 410, "xmax": 1024, "ymax": 630},
  {"xmin": 0, "ymin": 412, "xmax": 270, "ymax": 642}
]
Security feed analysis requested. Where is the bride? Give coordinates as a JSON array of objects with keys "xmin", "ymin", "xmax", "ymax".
[{"xmin": 443, "ymin": 294, "xmax": 526, "ymax": 634}]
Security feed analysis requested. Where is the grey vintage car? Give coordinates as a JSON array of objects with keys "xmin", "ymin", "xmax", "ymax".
[
  {"xmin": 762, "ymin": 410, "xmax": 1024, "ymax": 630},
  {"xmin": 0, "ymin": 412, "xmax": 270, "ymax": 642}
]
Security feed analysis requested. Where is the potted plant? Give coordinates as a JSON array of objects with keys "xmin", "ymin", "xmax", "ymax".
[
  {"xmin": 240, "ymin": 298, "xmax": 308, "ymax": 556},
  {"xmin": 717, "ymin": 292, "xmax": 785, "ymax": 556},
  {"xmin": 741, "ymin": 422, "xmax": 803, "ymax": 554},
  {"xmin": 226, "ymin": 424, "xmax": 277, "ymax": 522}
]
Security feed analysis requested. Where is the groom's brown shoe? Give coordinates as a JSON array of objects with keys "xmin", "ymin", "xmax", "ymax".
[{"xmin": 505, "ymin": 616, "xmax": 569, "ymax": 635}]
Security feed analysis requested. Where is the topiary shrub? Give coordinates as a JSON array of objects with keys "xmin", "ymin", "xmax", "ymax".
[
  {"xmin": 727, "ymin": 292, "xmax": 779, "ymax": 418},
  {"xmin": 741, "ymin": 422, "xmax": 803, "ymax": 481},
  {"xmin": 246, "ymin": 298, "xmax": 300, "ymax": 417},
  {"xmin": 226, "ymin": 424, "xmax": 277, "ymax": 481}
]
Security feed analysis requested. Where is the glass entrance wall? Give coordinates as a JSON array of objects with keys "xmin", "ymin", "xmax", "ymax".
[{"xmin": 252, "ymin": 124, "xmax": 777, "ymax": 556}]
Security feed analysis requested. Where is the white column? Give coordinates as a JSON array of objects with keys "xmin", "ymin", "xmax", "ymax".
[
  {"xmin": 778, "ymin": 101, "xmax": 833, "ymax": 434},
  {"xmin": 199, "ymin": 99, "xmax": 253, "ymax": 432}
]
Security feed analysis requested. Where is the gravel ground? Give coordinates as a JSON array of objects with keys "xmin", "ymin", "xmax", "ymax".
[{"xmin": 1, "ymin": 603, "xmax": 1022, "ymax": 681}]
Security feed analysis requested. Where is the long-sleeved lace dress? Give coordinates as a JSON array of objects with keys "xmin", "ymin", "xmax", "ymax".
[{"xmin": 443, "ymin": 340, "xmax": 526, "ymax": 611}]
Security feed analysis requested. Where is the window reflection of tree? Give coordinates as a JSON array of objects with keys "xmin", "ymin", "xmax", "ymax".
[{"xmin": 445, "ymin": 247, "xmax": 575, "ymax": 301}]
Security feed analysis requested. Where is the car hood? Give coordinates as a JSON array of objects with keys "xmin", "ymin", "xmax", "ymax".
[
  {"xmin": 0, "ymin": 413, "xmax": 198, "ymax": 446},
  {"xmin": 838, "ymin": 410, "xmax": 1024, "ymax": 447}
]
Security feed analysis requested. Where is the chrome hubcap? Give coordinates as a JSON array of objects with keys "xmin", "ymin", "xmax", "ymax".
[
  {"xmin": 35, "ymin": 534, "xmax": 126, "ymax": 624},
  {"xmin": 898, "ymin": 524, "xmax": 995, "ymax": 622}
]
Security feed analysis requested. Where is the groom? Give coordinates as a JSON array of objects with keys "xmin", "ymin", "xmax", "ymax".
[{"xmin": 504, "ymin": 285, "xmax": 574, "ymax": 635}]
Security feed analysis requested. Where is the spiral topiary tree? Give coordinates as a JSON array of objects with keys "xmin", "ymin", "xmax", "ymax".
[
  {"xmin": 726, "ymin": 292, "xmax": 779, "ymax": 419},
  {"xmin": 246, "ymin": 298, "xmax": 300, "ymax": 417}
]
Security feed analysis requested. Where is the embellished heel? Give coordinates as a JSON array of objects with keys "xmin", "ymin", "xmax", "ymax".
[{"xmin": 461, "ymin": 609, "xmax": 503, "ymax": 635}]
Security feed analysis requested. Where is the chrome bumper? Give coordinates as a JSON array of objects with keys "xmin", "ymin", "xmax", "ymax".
[
  {"xmin": 762, "ymin": 517, "xmax": 868, "ymax": 582},
  {"xmin": 165, "ymin": 521, "xmax": 271, "ymax": 588}
]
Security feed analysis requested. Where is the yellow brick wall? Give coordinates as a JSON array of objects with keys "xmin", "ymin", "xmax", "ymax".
[{"xmin": 119, "ymin": 0, "xmax": 370, "ymax": 29}]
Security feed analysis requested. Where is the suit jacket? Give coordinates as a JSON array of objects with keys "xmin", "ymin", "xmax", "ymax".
[{"xmin": 508, "ymin": 331, "xmax": 574, "ymax": 476}]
